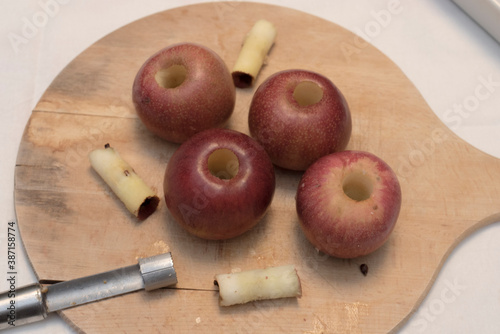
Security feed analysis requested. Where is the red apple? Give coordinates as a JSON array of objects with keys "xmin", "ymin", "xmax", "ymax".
[
  {"xmin": 248, "ymin": 69, "xmax": 352, "ymax": 171},
  {"xmin": 164, "ymin": 128, "xmax": 275, "ymax": 240},
  {"xmin": 296, "ymin": 150, "xmax": 402, "ymax": 258},
  {"xmin": 132, "ymin": 43, "xmax": 236, "ymax": 143}
]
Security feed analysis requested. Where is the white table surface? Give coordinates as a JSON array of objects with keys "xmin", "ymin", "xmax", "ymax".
[{"xmin": 1, "ymin": 1, "xmax": 499, "ymax": 333}]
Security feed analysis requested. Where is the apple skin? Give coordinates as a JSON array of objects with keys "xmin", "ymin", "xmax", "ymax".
[
  {"xmin": 132, "ymin": 43, "xmax": 236, "ymax": 143},
  {"xmin": 163, "ymin": 128, "xmax": 276, "ymax": 240},
  {"xmin": 296, "ymin": 150, "xmax": 402, "ymax": 258},
  {"xmin": 248, "ymin": 69, "xmax": 352, "ymax": 171}
]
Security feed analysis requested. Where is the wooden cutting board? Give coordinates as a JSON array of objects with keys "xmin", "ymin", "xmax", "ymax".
[{"xmin": 14, "ymin": 2, "xmax": 500, "ymax": 333}]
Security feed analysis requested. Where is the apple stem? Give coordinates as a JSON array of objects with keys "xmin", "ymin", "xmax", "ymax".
[
  {"xmin": 89, "ymin": 144, "xmax": 159, "ymax": 220},
  {"xmin": 231, "ymin": 19, "xmax": 277, "ymax": 88}
]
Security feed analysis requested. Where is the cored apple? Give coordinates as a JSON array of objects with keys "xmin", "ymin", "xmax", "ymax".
[
  {"xmin": 132, "ymin": 43, "xmax": 236, "ymax": 143},
  {"xmin": 248, "ymin": 69, "xmax": 352, "ymax": 171},
  {"xmin": 163, "ymin": 128, "xmax": 275, "ymax": 240},
  {"xmin": 296, "ymin": 150, "xmax": 402, "ymax": 258}
]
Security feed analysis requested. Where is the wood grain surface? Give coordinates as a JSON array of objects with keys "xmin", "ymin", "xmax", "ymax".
[{"xmin": 14, "ymin": 2, "xmax": 500, "ymax": 333}]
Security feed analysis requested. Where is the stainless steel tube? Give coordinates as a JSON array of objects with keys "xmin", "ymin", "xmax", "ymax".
[
  {"xmin": 0, "ymin": 252, "xmax": 177, "ymax": 330},
  {"xmin": 0, "ymin": 283, "xmax": 47, "ymax": 330}
]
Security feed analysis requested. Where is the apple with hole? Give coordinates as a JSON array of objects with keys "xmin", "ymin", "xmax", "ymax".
[
  {"xmin": 132, "ymin": 42, "xmax": 235, "ymax": 143},
  {"xmin": 248, "ymin": 69, "xmax": 352, "ymax": 171},
  {"xmin": 164, "ymin": 128, "xmax": 276, "ymax": 240},
  {"xmin": 296, "ymin": 150, "xmax": 402, "ymax": 259}
]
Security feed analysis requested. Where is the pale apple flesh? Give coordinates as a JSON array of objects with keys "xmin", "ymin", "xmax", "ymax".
[
  {"xmin": 232, "ymin": 19, "xmax": 277, "ymax": 88},
  {"xmin": 132, "ymin": 43, "xmax": 235, "ymax": 143},
  {"xmin": 164, "ymin": 128, "xmax": 275, "ymax": 240},
  {"xmin": 249, "ymin": 69, "xmax": 352, "ymax": 171},
  {"xmin": 296, "ymin": 150, "xmax": 402, "ymax": 258},
  {"xmin": 89, "ymin": 144, "xmax": 159, "ymax": 220},
  {"xmin": 214, "ymin": 265, "xmax": 301, "ymax": 306}
]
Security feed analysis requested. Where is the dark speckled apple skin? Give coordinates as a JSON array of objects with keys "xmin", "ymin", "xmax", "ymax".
[
  {"xmin": 164, "ymin": 128, "xmax": 276, "ymax": 240},
  {"xmin": 249, "ymin": 69, "xmax": 352, "ymax": 171},
  {"xmin": 133, "ymin": 43, "xmax": 236, "ymax": 144},
  {"xmin": 296, "ymin": 150, "xmax": 402, "ymax": 259}
]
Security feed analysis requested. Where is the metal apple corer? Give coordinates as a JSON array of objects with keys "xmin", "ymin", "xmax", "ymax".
[{"xmin": 0, "ymin": 252, "xmax": 177, "ymax": 330}]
